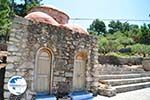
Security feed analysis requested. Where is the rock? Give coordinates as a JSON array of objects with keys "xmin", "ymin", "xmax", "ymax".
[
  {"xmin": 98, "ymin": 88, "xmax": 116, "ymax": 97},
  {"xmin": 142, "ymin": 59, "xmax": 150, "ymax": 71}
]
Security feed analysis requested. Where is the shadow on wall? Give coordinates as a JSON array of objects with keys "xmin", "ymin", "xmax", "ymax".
[
  {"xmin": 98, "ymin": 55, "xmax": 143, "ymax": 65},
  {"xmin": 0, "ymin": 56, "xmax": 7, "ymax": 100}
]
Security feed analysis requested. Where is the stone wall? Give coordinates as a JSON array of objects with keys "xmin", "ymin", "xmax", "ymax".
[
  {"xmin": 98, "ymin": 55, "xmax": 143, "ymax": 65},
  {"xmin": 93, "ymin": 64, "xmax": 144, "ymax": 75},
  {"xmin": 4, "ymin": 17, "xmax": 98, "ymax": 99}
]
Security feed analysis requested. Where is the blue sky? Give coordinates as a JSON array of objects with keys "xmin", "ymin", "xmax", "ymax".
[{"xmin": 42, "ymin": 0, "xmax": 150, "ymax": 29}]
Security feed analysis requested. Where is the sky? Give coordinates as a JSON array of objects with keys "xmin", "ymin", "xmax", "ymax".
[{"xmin": 42, "ymin": 0, "xmax": 150, "ymax": 29}]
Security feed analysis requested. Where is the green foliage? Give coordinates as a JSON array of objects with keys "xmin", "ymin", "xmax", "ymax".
[
  {"xmin": 0, "ymin": 0, "xmax": 12, "ymax": 42},
  {"xmin": 108, "ymin": 20, "xmax": 123, "ymax": 34},
  {"xmin": 127, "ymin": 26, "xmax": 142, "ymax": 43},
  {"xmin": 89, "ymin": 19, "xmax": 150, "ymax": 57},
  {"xmin": 0, "ymin": 0, "xmax": 42, "ymax": 42},
  {"xmin": 98, "ymin": 36, "xmax": 109, "ymax": 54},
  {"xmin": 130, "ymin": 44, "xmax": 150, "ymax": 57},
  {"xmin": 140, "ymin": 23, "xmax": 150, "ymax": 44},
  {"xmin": 88, "ymin": 19, "xmax": 106, "ymax": 35},
  {"xmin": 12, "ymin": 0, "xmax": 42, "ymax": 17}
]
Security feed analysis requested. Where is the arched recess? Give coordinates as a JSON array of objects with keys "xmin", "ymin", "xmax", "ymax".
[
  {"xmin": 73, "ymin": 51, "xmax": 88, "ymax": 91},
  {"xmin": 34, "ymin": 47, "xmax": 54, "ymax": 94}
]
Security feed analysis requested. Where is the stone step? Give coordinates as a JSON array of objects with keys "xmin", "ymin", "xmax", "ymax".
[
  {"xmin": 113, "ymin": 82, "xmax": 150, "ymax": 93},
  {"xmin": 94, "ymin": 72, "xmax": 150, "ymax": 80},
  {"xmin": 97, "ymin": 68, "xmax": 144, "ymax": 72},
  {"xmin": 97, "ymin": 70, "xmax": 145, "ymax": 74},
  {"xmin": 105, "ymin": 77, "xmax": 150, "ymax": 86}
]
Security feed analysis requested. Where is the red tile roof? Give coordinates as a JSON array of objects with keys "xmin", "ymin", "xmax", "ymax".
[{"xmin": 25, "ymin": 11, "xmax": 60, "ymax": 26}]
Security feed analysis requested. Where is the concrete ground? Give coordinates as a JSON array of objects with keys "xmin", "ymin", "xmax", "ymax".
[{"xmin": 93, "ymin": 88, "xmax": 150, "ymax": 100}]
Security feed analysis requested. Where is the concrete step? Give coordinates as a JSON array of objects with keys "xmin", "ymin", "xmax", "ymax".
[
  {"xmin": 106, "ymin": 77, "xmax": 150, "ymax": 86},
  {"xmin": 94, "ymin": 72, "xmax": 150, "ymax": 80},
  {"xmin": 113, "ymin": 82, "xmax": 150, "ymax": 93}
]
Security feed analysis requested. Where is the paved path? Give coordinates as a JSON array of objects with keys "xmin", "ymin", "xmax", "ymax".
[{"xmin": 93, "ymin": 88, "xmax": 150, "ymax": 100}]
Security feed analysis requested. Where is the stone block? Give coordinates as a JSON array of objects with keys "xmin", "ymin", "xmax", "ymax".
[
  {"xmin": 98, "ymin": 88, "xmax": 116, "ymax": 97},
  {"xmin": 86, "ymin": 77, "xmax": 93, "ymax": 82},
  {"xmin": 8, "ymin": 45, "xmax": 19, "ymax": 52},
  {"xmin": 5, "ymin": 71, "xmax": 16, "ymax": 78},
  {"xmin": 54, "ymin": 77, "xmax": 63, "ymax": 82},
  {"xmin": 54, "ymin": 71, "xmax": 59, "ymax": 76},
  {"xmin": 16, "ymin": 34, "xmax": 22, "ymax": 39},
  {"xmin": 12, "ymin": 52, "xmax": 22, "ymax": 56},
  {"xmin": 65, "ymin": 72, "xmax": 73, "ymax": 77},
  {"xmin": 7, "ymin": 56, "xmax": 20, "ymax": 63},
  {"xmin": 4, "ymin": 84, "xmax": 8, "ymax": 90},
  {"xmin": 9, "ymin": 37, "xmax": 19, "ymax": 43},
  {"xmin": 4, "ymin": 91, "xmax": 11, "ymax": 98},
  {"xmin": 6, "ymin": 64, "xmax": 15, "ymax": 70},
  {"xmin": 16, "ymin": 72, "xmax": 25, "ymax": 76}
]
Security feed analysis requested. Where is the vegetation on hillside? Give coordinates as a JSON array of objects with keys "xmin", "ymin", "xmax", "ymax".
[{"xmin": 88, "ymin": 19, "xmax": 150, "ymax": 57}]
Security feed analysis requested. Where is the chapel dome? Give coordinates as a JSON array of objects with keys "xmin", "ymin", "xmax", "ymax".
[
  {"xmin": 27, "ymin": 5, "xmax": 70, "ymax": 24},
  {"xmin": 25, "ymin": 11, "xmax": 59, "ymax": 26},
  {"xmin": 60, "ymin": 24, "xmax": 89, "ymax": 35}
]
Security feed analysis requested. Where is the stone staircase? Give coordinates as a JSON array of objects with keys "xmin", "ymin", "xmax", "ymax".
[{"xmin": 92, "ymin": 64, "xmax": 150, "ymax": 96}]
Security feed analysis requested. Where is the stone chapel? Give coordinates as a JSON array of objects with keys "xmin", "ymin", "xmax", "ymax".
[{"xmin": 4, "ymin": 5, "xmax": 98, "ymax": 99}]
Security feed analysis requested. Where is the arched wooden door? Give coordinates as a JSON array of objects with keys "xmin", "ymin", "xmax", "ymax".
[
  {"xmin": 35, "ymin": 48, "xmax": 52, "ymax": 94},
  {"xmin": 73, "ymin": 52, "xmax": 87, "ymax": 91}
]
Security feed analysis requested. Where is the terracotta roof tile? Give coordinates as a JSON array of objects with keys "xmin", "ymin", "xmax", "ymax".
[
  {"xmin": 25, "ymin": 11, "xmax": 60, "ymax": 26},
  {"xmin": 60, "ymin": 24, "xmax": 89, "ymax": 35}
]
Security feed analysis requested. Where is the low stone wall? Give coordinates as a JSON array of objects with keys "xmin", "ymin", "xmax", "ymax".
[
  {"xmin": 98, "ymin": 55, "xmax": 143, "ymax": 65},
  {"xmin": 93, "ymin": 64, "xmax": 144, "ymax": 75}
]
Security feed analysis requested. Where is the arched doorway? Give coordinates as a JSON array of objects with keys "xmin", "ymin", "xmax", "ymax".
[
  {"xmin": 73, "ymin": 51, "xmax": 88, "ymax": 91},
  {"xmin": 35, "ymin": 48, "xmax": 53, "ymax": 94}
]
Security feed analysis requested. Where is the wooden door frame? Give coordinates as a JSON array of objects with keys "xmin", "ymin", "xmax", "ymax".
[{"xmin": 34, "ymin": 47, "xmax": 54, "ymax": 94}]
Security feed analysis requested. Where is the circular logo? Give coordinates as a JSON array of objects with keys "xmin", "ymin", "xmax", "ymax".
[{"xmin": 8, "ymin": 75, "xmax": 27, "ymax": 95}]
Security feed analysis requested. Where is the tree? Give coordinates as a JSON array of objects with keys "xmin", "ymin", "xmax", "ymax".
[
  {"xmin": 11, "ymin": 0, "xmax": 42, "ymax": 17},
  {"xmin": 127, "ymin": 25, "xmax": 142, "ymax": 43},
  {"xmin": 0, "ymin": 0, "xmax": 43, "ymax": 43},
  {"xmin": 140, "ymin": 23, "xmax": 150, "ymax": 44},
  {"xmin": 108, "ymin": 20, "xmax": 123, "ymax": 34},
  {"xmin": 88, "ymin": 19, "xmax": 106, "ymax": 35},
  {"xmin": 0, "ymin": 0, "xmax": 12, "ymax": 42},
  {"xmin": 122, "ymin": 22, "xmax": 130, "ymax": 32}
]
